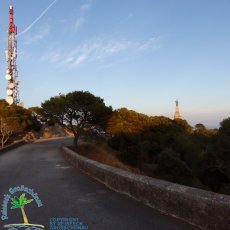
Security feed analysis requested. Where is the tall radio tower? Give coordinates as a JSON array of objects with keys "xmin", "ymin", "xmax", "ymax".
[{"xmin": 5, "ymin": 4, "xmax": 20, "ymax": 106}]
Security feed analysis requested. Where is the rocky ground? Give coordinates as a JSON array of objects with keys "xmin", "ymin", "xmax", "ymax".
[{"xmin": 22, "ymin": 124, "xmax": 73, "ymax": 143}]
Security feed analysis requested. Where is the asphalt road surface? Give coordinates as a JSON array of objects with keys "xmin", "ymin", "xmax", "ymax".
[{"xmin": 0, "ymin": 138, "xmax": 199, "ymax": 230}]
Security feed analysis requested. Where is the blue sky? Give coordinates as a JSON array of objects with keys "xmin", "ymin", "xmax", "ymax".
[{"xmin": 0, "ymin": 0, "xmax": 229, "ymax": 128}]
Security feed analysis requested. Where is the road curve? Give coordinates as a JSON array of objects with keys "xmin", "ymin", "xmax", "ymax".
[{"xmin": 0, "ymin": 138, "xmax": 198, "ymax": 229}]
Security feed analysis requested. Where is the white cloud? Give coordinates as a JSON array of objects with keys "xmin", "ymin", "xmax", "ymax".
[
  {"xmin": 50, "ymin": 52, "xmax": 61, "ymax": 63},
  {"xmin": 102, "ymin": 41, "xmax": 133, "ymax": 54},
  {"xmin": 138, "ymin": 36, "xmax": 161, "ymax": 51},
  {"xmin": 72, "ymin": 55, "xmax": 87, "ymax": 66},
  {"xmin": 24, "ymin": 25, "xmax": 50, "ymax": 44},
  {"xmin": 42, "ymin": 36, "xmax": 161, "ymax": 67},
  {"xmin": 80, "ymin": 3, "xmax": 92, "ymax": 12},
  {"xmin": 63, "ymin": 56, "xmax": 75, "ymax": 65},
  {"xmin": 74, "ymin": 17, "xmax": 85, "ymax": 32},
  {"xmin": 73, "ymin": 1, "xmax": 92, "ymax": 32},
  {"xmin": 67, "ymin": 40, "xmax": 131, "ymax": 65},
  {"xmin": 41, "ymin": 49, "xmax": 62, "ymax": 64}
]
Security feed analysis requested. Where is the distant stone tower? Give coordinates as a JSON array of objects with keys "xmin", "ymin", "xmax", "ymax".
[{"xmin": 174, "ymin": 100, "xmax": 181, "ymax": 119}]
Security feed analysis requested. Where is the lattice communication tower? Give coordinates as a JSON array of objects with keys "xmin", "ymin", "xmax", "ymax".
[{"xmin": 5, "ymin": 4, "xmax": 20, "ymax": 106}]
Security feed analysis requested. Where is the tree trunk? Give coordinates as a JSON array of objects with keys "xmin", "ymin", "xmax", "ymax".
[
  {"xmin": 2, "ymin": 135, "xmax": 9, "ymax": 149},
  {"xmin": 20, "ymin": 206, "xmax": 29, "ymax": 224},
  {"xmin": 1, "ymin": 137, "xmax": 4, "ymax": 149},
  {"xmin": 74, "ymin": 133, "xmax": 80, "ymax": 151}
]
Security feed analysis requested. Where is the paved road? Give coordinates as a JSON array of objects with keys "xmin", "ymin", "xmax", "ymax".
[{"xmin": 0, "ymin": 138, "xmax": 198, "ymax": 229}]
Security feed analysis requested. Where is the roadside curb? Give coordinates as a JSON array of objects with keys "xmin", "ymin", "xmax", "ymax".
[{"xmin": 61, "ymin": 145, "xmax": 230, "ymax": 230}]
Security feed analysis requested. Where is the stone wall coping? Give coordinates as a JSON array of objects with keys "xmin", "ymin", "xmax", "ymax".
[{"xmin": 61, "ymin": 145, "xmax": 230, "ymax": 230}]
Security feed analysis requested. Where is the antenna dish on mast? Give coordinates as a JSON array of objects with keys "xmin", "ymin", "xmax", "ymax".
[
  {"xmin": 6, "ymin": 96, "xmax": 13, "ymax": 105},
  {"xmin": 5, "ymin": 74, "xmax": 11, "ymax": 80},
  {"xmin": 6, "ymin": 89, "xmax": 13, "ymax": 95}
]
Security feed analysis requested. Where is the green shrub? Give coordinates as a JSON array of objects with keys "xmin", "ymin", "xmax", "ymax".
[
  {"xmin": 118, "ymin": 146, "xmax": 140, "ymax": 167},
  {"xmin": 157, "ymin": 149, "xmax": 193, "ymax": 186},
  {"xmin": 109, "ymin": 134, "xmax": 141, "ymax": 167},
  {"xmin": 220, "ymin": 183, "xmax": 230, "ymax": 195}
]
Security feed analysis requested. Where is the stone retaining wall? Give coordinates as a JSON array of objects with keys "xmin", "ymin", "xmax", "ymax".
[{"xmin": 61, "ymin": 146, "xmax": 230, "ymax": 230}]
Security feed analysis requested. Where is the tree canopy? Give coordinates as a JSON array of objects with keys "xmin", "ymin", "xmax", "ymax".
[
  {"xmin": 42, "ymin": 91, "xmax": 112, "ymax": 149},
  {"xmin": 0, "ymin": 99, "xmax": 41, "ymax": 147},
  {"xmin": 107, "ymin": 107, "xmax": 172, "ymax": 135},
  {"xmin": 107, "ymin": 107, "xmax": 230, "ymax": 194}
]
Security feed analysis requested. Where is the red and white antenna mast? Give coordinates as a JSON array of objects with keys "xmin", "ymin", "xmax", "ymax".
[{"xmin": 5, "ymin": 4, "xmax": 20, "ymax": 105}]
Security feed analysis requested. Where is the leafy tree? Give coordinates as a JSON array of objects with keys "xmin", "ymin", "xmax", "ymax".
[
  {"xmin": 157, "ymin": 149, "xmax": 193, "ymax": 186},
  {"xmin": 107, "ymin": 107, "xmax": 172, "ymax": 135},
  {"xmin": 194, "ymin": 123, "xmax": 206, "ymax": 134},
  {"xmin": 0, "ymin": 100, "xmax": 41, "ymax": 147},
  {"xmin": 110, "ymin": 133, "xmax": 141, "ymax": 167},
  {"xmin": 11, "ymin": 193, "xmax": 33, "ymax": 224},
  {"xmin": 28, "ymin": 106, "xmax": 49, "ymax": 124},
  {"xmin": 42, "ymin": 91, "xmax": 112, "ymax": 149},
  {"xmin": 197, "ymin": 118, "xmax": 230, "ymax": 194},
  {"xmin": 0, "ymin": 117, "xmax": 12, "ymax": 148},
  {"xmin": 194, "ymin": 123, "xmax": 217, "ymax": 137},
  {"xmin": 173, "ymin": 119, "xmax": 193, "ymax": 133},
  {"xmin": 219, "ymin": 117, "xmax": 230, "ymax": 136},
  {"xmin": 0, "ymin": 100, "xmax": 41, "ymax": 131},
  {"xmin": 107, "ymin": 108, "xmax": 148, "ymax": 134}
]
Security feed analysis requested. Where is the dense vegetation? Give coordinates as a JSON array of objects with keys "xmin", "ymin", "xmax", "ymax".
[
  {"xmin": 107, "ymin": 108, "xmax": 230, "ymax": 195},
  {"xmin": 42, "ymin": 91, "xmax": 112, "ymax": 149},
  {"xmin": 0, "ymin": 99, "xmax": 41, "ymax": 147}
]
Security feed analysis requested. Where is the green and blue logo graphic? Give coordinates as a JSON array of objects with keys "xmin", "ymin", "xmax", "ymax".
[{"xmin": 1, "ymin": 185, "xmax": 44, "ymax": 230}]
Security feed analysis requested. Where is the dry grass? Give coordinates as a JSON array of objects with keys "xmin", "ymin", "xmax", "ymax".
[{"xmin": 77, "ymin": 139, "xmax": 143, "ymax": 175}]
